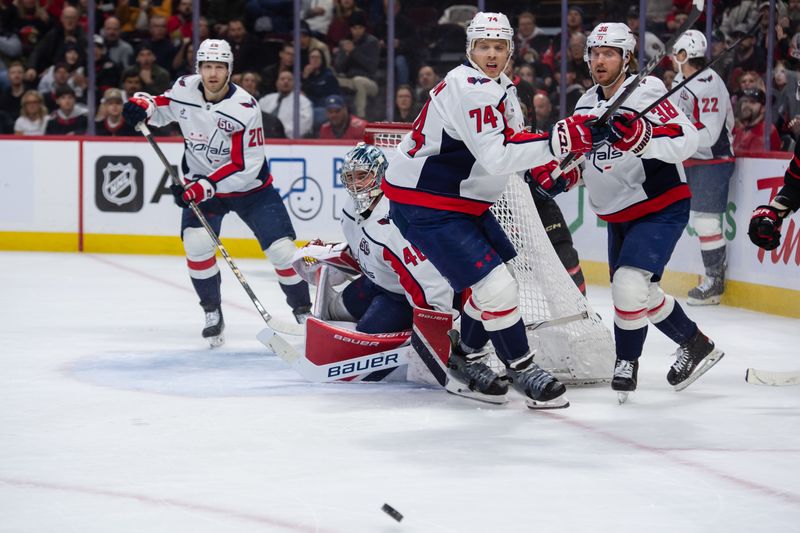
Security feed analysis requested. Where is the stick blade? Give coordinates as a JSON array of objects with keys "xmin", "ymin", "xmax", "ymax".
[
  {"xmin": 257, "ymin": 327, "xmax": 300, "ymax": 365},
  {"xmin": 746, "ymin": 368, "xmax": 800, "ymax": 386}
]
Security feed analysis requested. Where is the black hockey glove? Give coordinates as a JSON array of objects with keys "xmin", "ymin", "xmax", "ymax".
[{"xmin": 748, "ymin": 205, "xmax": 783, "ymax": 250}]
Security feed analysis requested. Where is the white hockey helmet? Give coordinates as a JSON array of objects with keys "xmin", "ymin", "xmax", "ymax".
[
  {"xmin": 196, "ymin": 39, "xmax": 234, "ymax": 80},
  {"xmin": 341, "ymin": 142, "xmax": 388, "ymax": 214},
  {"xmin": 584, "ymin": 22, "xmax": 637, "ymax": 64},
  {"xmin": 672, "ymin": 30, "xmax": 707, "ymax": 64},
  {"xmin": 465, "ymin": 12, "xmax": 514, "ymax": 79}
]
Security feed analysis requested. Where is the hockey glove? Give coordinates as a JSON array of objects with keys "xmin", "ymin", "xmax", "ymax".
[
  {"xmin": 748, "ymin": 205, "xmax": 784, "ymax": 250},
  {"xmin": 607, "ymin": 113, "xmax": 652, "ymax": 156},
  {"xmin": 525, "ymin": 157, "xmax": 583, "ymax": 200},
  {"xmin": 171, "ymin": 176, "xmax": 216, "ymax": 208},
  {"xmin": 122, "ymin": 93, "xmax": 154, "ymax": 126},
  {"xmin": 549, "ymin": 114, "xmax": 599, "ymax": 158}
]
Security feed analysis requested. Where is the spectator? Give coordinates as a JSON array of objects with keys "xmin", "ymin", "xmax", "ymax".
[
  {"xmin": 44, "ymin": 84, "xmax": 87, "ymax": 135},
  {"xmin": 95, "ymin": 87, "xmax": 138, "ymax": 135},
  {"xmin": 301, "ymin": 47, "xmax": 339, "ymax": 128},
  {"xmin": 261, "ymin": 42, "xmax": 293, "ymax": 97},
  {"xmin": 515, "ymin": 11, "xmax": 551, "ymax": 64},
  {"xmin": 121, "ymin": 69, "xmax": 143, "ymax": 96},
  {"xmin": 303, "ymin": 0, "xmax": 334, "ymax": 37},
  {"xmin": 93, "ymin": 35, "xmax": 122, "ymax": 99},
  {"xmin": 566, "ymin": 5, "xmax": 587, "ymax": 38},
  {"xmin": 333, "ymin": 11, "xmax": 379, "ymax": 119},
  {"xmin": 327, "ymin": 0, "xmax": 362, "ymax": 47},
  {"xmin": 167, "ymin": 0, "xmax": 193, "ymax": 42},
  {"xmin": 719, "ymin": 0, "xmax": 760, "ymax": 39},
  {"xmin": 394, "ymin": 84, "xmax": 419, "ymax": 123},
  {"xmin": 171, "ymin": 39, "xmax": 193, "ymax": 77},
  {"xmin": 318, "ymin": 93, "xmax": 366, "ymax": 139},
  {"xmin": 226, "ymin": 19, "xmax": 263, "ymax": 74},
  {"xmin": 732, "ymin": 88, "xmax": 781, "ymax": 152},
  {"xmin": 246, "ymin": 0, "xmax": 293, "ymax": 34},
  {"xmin": 727, "ymin": 24, "xmax": 767, "ymax": 90},
  {"xmin": 238, "ymin": 69, "xmax": 285, "ymax": 138},
  {"xmin": 238, "ymin": 71, "xmax": 263, "ymax": 99},
  {"xmin": 550, "ymin": 66, "xmax": 584, "ymax": 116},
  {"xmin": 41, "ymin": 62, "xmax": 78, "ymax": 110},
  {"xmin": 27, "ymin": 5, "xmax": 86, "ymax": 80},
  {"xmin": 373, "ymin": 0, "xmax": 421, "ymax": 86},
  {"xmin": 415, "ymin": 64, "xmax": 440, "ymax": 105},
  {"xmin": 123, "ymin": 42, "xmax": 171, "ymax": 94},
  {"xmin": 533, "ymin": 93, "xmax": 556, "ymax": 132},
  {"xmin": 517, "ymin": 63, "xmax": 537, "ymax": 89},
  {"xmin": 663, "ymin": 68, "xmax": 677, "ymax": 90},
  {"xmin": 566, "ymin": 32, "xmax": 591, "ymax": 89},
  {"xmin": 12, "ymin": 0, "xmax": 54, "ymax": 56},
  {"xmin": 102, "ymin": 16, "xmax": 134, "ymax": 70},
  {"xmin": 0, "ymin": 61, "xmax": 29, "ymax": 121},
  {"xmin": 146, "ymin": 15, "xmax": 176, "ymax": 73},
  {"xmin": 258, "ymin": 70, "xmax": 313, "ymax": 138},
  {"xmin": 775, "ymin": 71, "xmax": 800, "ymax": 145},
  {"xmin": 504, "ymin": 56, "xmax": 534, "ymax": 126},
  {"xmin": 710, "ymin": 30, "xmax": 734, "ymax": 81},
  {"xmin": 115, "ymin": 0, "xmax": 173, "ymax": 35},
  {"xmin": 37, "ymin": 42, "xmax": 85, "ymax": 99},
  {"xmin": 300, "ymin": 21, "xmax": 332, "ymax": 68},
  {"xmin": 14, "ymin": 89, "xmax": 48, "ymax": 135}
]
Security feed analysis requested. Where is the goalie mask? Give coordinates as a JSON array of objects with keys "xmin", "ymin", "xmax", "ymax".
[
  {"xmin": 341, "ymin": 142, "xmax": 388, "ymax": 214},
  {"xmin": 584, "ymin": 23, "xmax": 636, "ymax": 87},
  {"xmin": 465, "ymin": 12, "xmax": 514, "ymax": 80},
  {"xmin": 672, "ymin": 30, "xmax": 707, "ymax": 65},
  {"xmin": 196, "ymin": 39, "xmax": 234, "ymax": 81}
]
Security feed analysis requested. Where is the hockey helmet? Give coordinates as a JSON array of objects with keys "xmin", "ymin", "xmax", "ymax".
[
  {"xmin": 196, "ymin": 39, "xmax": 234, "ymax": 80},
  {"xmin": 465, "ymin": 12, "xmax": 514, "ymax": 79},
  {"xmin": 341, "ymin": 142, "xmax": 388, "ymax": 214},
  {"xmin": 672, "ymin": 30, "xmax": 707, "ymax": 64},
  {"xmin": 584, "ymin": 23, "xmax": 637, "ymax": 64}
]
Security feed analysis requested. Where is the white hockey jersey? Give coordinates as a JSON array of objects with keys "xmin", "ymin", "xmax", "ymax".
[
  {"xmin": 574, "ymin": 75, "xmax": 699, "ymax": 222},
  {"xmin": 341, "ymin": 195, "xmax": 453, "ymax": 312},
  {"xmin": 146, "ymin": 74, "xmax": 271, "ymax": 195},
  {"xmin": 670, "ymin": 69, "xmax": 734, "ymax": 161},
  {"xmin": 382, "ymin": 64, "xmax": 552, "ymax": 215}
]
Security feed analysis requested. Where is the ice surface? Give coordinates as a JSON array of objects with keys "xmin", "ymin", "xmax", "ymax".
[{"xmin": 1, "ymin": 252, "xmax": 799, "ymax": 532}]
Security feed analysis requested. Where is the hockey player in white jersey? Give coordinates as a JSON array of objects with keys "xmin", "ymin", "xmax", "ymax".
[
  {"xmin": 382, "ymin": 12, "xmax": 599, "ymax": 409},
  {"xmin": 530, "ymin": 23, "xmax": 724, "ymax": 401},
  {"xmin": 295, "ymin": 143, "xmax": 508, "ymax": 401},
  {"xmin": 122, "ymin": 39, "xmax": 311, "ymax": 347},
  {"xmin": 669, "ymin": 30, "xmax": 735, "ymax": 306}
]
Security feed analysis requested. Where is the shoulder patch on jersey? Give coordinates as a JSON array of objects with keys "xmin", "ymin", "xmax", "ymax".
[
  {"xmin": 240, "ymin": 99, "xmax": 256, "ymax": 108},
  {"xmin": 467, "ymin": 76, "xmax": 491, "ymax": 85},
  {"xmin": 698, "ymin": 74, "xmax": 713, "ymax": 83},
  {"xmin": 378, "ymin": 215, "xmax": 390, "ymax": 225},
  {"xmin": 178, "ymin": 75, "xmax": 189, "ymax": 87}
]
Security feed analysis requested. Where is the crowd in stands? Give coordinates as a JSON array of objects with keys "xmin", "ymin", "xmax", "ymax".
[{"xmin": 0, "ymin": 0, "xmax": 796, "ymax": 151}]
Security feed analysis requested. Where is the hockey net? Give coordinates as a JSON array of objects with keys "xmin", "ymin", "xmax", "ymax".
[{"xmin": 365, "ymin": 123, "xmax": 615, "ymax": 385}]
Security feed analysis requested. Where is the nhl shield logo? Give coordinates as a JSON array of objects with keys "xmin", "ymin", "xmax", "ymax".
[{"xmin": 95, "ymin": 156, "xmax": 144, "ymax": 212}]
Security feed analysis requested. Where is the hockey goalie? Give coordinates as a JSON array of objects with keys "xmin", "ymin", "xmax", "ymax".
[{"xmin": 291, "ymin": 143, "xmax": 509, "ymax": 403}]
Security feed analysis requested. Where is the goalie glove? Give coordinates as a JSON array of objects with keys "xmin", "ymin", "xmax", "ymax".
[
  {"xmin": 292, "ymin": 240, "xmax": 361, "ymax": 285},
  {"xmin": 524, "ymin": 156, "xmax": 584, "ymax": 200}
]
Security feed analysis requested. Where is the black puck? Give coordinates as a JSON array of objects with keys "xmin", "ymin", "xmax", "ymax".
[{"xmin": 381, "ymin": 503, "xmax": 403, "ymax": 522}]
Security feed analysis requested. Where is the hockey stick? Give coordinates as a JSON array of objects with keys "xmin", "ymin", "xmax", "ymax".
[
  {"xmin": 559, "ymin": 0, "xmax": 705, "ymax": 171},
  {"xmin": 525, "ymin": 311, "xmax": 589, "ymax": 332},
  {"xmin": 745, "ymin": 368, "xmax": 800, "ymax": 386},
  {"xmin": 135, "ymin": 123, "xmax": 303, "ymax": 364},
  {"xmin": 626, "ymin": 15, "xmax": 762, "ymax": 124}
]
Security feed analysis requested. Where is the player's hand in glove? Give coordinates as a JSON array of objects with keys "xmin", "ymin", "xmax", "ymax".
[
  {"xmin": 122, "ymin": 93, "xmax": 154, "ymax": 126},
  {"xmin": 607, "ymin": 113, "xmax": 652, "ymax": 155},
  {"xmin": 549, "ymin": 114, "xmax": 603, "ymax": 157},
  {"xmin": 525, "ymin": 156, "xmax": 583, "ymax": 200},
  {"xmin": 171, "ymin": 176, "xmax": 215, "ymax": 208},
  {"xmin": 748, "ymin": 205, "xmax": 784, "ymax": 250}
]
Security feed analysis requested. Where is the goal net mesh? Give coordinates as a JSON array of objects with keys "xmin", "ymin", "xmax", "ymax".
[{"xmin": 365, "ymin": 124, "xmax": 614, "ymax": 384}]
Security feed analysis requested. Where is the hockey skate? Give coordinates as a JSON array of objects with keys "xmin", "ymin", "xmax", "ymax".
[
  {"xmin": 667, "ymin": 330, "xmax": 724, "ymax": 391},
  {"xmin": 202, "ymin": 307, "xmax": 225, "ymax": 348},
  {"xmin": 445, "ymin": 331, "xmax": 509, "ymax": 405},
  {"xmin": 293, "ymin": 304, "xmax": 312, "ymax": 324},
  {"xmin": 611, "ymin": 359, "xmax": 638, "ymax": 404},
  {"xmin": 687, "ymin": 274, "xmax": 724, "ymax": 306},
  {"xmin": 506, "ymin": 352, "xmax": 569, "ymax": 409}
]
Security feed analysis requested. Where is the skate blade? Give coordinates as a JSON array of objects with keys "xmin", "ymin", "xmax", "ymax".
[
  {"xmin": 206, "ymin": 334, "xmax": 225, "ymax": 348},
  {"xmin": 445, "ymin": 378, "xmax": 509, "ymax": 405},
  {"xmin": 525, "ymin": 395, "xmax": 570, "ymax": 410},
  {"xmin": 674, "ymin": 350, "xmax": 724, "ymax": 391},
  {"xmin": 616, "ymin": 391, "xmax": 631, "ymax": 404},
  {"xmin": 686, "ymin": 295, "xmax": 721, "ymax": 306}
]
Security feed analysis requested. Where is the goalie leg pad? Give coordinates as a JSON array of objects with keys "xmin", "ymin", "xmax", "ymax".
[
  {"xmin": 646, "ymin": 282, "xmax": 675, "ymax": 324},
  {"xmin": 612, "ymin": 266, "xmax": 652, "ymax": 330},
  {"xmin": 463, "ymin": 264, "xmax": 521, "ymax": 332},
  {"xmin": 182, "ymin": 227, "xmax": 219, "ymax": 280},
  {"xmin": 691, "ymin": 211, "xmax": 725, "ymax": 252}
]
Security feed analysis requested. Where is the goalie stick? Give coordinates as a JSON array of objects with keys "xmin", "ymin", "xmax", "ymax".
[
  {"xmin": 559, "ymin": 0, "xmax": 705, "ymax": 171},
  {"xmin": 135, "ymin": 123, "xmax": 304, "ymax": 365},
  {"xmin": 745, "ymin": 368, "xmax": 800, "ymax": 387}
]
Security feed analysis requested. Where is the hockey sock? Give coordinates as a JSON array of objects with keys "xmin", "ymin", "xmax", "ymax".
[
  {"xmin": 701, "ymin": 246, "xmax": 726, "ymax": 277},
  {"xmin": 279, "ymin": 278, "xmax": 311, "ymax": 310},
  {"xmin": 486, "ymin": 319, "xmax": 529, "ymax": 365},
  {"xmin": 460, "ymin": 312, "xmax": 490, "ymax": 353},
  {"xmin": 192, "ymin": 273, "xmax": 222, "ymax": 311},
  {"xmin": 651, "ymin": 303, "xmax": 698, "ymax": 346},
  {"xmin": 613, "ymin": 324, "xmax": 647, "ymax": 361}
]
